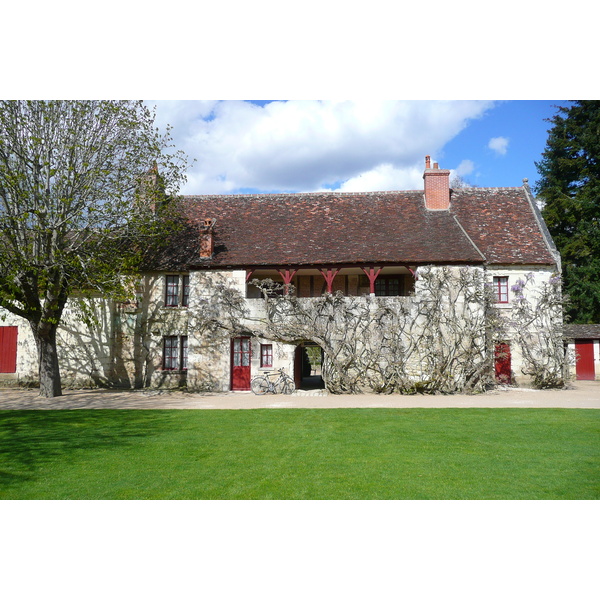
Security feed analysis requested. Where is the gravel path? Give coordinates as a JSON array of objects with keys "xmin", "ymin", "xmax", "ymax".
[{"xmin": 0, "ymin": 380, "xmax": 599, "ymax": 409}]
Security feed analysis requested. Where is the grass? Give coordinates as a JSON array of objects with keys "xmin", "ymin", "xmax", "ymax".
[{"xmin": 0, "ymin": 408, "xmax": 598, "ymax": 499}]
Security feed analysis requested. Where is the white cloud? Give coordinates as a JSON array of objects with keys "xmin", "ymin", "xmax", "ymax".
[
  {"xmin": 455, "ymin": 159, "xmax": 475, "ymax": 177},
  {"xmin": 148, "ymin": 100, "xmax": 495, "ymax": 194},
  {"xmin": 488, "ymin": 136, "xmax": 509, "ymax": 156},
  {"xmin": 337, "ymin": 164, "xmax": 424, "ymax": 192}
]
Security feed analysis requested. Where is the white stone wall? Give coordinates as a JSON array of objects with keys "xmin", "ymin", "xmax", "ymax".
[
  {"xmin": 486, "ymin": 266, "xmax": 561, "ymax": 385},
  {"xmin": 1, "ymin": 264, "xmax": 562, "ymax": 391},
  {"xmin": 0, "ymin": 295, "xmax": 116, "ymax": 387},
  {"xmin": 0, "ymin": 311, "xmax": 37, "ymax": 382}
]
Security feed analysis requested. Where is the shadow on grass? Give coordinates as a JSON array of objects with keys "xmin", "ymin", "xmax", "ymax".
[{"xmin": 0, "ymin": 410, "xmax": 169, "ymax": 488}]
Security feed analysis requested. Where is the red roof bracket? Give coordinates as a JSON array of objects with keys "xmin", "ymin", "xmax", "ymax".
[
  {"xmin": 278, "ymin": 268, "xmax": 297, "ymax": 295},
  {"xmin": 361, "ymin": 266, "xmax": 382, "ymax": 294},
  {"xmin": 319, "ymin": 268, "xmax": 340, "ymax": 293}
]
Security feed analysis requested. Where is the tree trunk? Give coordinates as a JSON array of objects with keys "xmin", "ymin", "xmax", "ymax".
[{"xmin": 30, "ymin": 321, "xmax": 63, "ymax": 398}]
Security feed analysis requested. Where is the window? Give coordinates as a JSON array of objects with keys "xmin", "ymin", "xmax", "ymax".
[
  {"xmin": 181, "ymin": 336, "xmax": 188, "ymax": 370},
  {"xmin": 182, "ymin": 275, "xmax": 190, "ymax": 307},
  {"xmin": 165, "ymin": 275, "xmax": 179, "ymax": 307},
  {"xmin": 493, "ymin": 276, "xmax": 509, "ymax": 303},
  {"xmin": 232, "ymin": 337, "xmax": 251, "ymax": 367},
  {"xmin": 375, "ymin": 276, "xmax": 403, "ymax": 297},
  {"xmin": 260, "ymin": 344, "xmax": 273, "ymax": 368},
  {"xmin": 165, "ymin": 274, "xmax": 190, "ymax": 307},
  {"xmin": 163, "ymin": 335, "xmax": 188, "ymax": 370}
]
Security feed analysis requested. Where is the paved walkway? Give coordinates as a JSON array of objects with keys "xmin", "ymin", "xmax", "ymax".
[{"xmin": 0, "ymin": 380, "xmax": 599, "ymax": 409}]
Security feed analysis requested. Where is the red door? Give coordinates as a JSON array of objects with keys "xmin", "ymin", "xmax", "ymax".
[
  {"xmin": 494, "ymin": 342, "xmax": 511, "ymax": 384},
  {"xmin": 231, "ymin": 337, "xmax": 251, "ymax": 390},
  {"xmin": 0, "ymin": 326, "xmax": 18, "ymax": 373},
  {"xmin": 575, "ymin": 339, "xmax": 595, "ymax": 380}
]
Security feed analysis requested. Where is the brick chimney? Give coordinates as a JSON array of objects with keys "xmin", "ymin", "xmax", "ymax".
[
  {"xmin": 200, "ymin": 218, "xmax": 216, "ymax": 259},
  {"xmin": 423, "ymin": 155, "xmax": 451, "ymax": 210}
]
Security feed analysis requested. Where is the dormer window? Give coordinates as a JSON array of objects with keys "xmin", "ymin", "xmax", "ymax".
[{"xmin": 165, "ymin": 274, "xmax": 190, "ymax": 307}]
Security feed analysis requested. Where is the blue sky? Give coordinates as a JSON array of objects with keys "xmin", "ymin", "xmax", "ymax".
[
  {"xmin": 149, "ymin": 100, "xmax": 568, "ymax": 196},
  {"xmin": 440, "ymin": 100, "xmax": 567, "ymax": 189}
]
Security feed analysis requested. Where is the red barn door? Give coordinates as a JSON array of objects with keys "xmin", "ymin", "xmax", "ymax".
[
  {"xmin": 231, "ymin": 337, "xmax": 251, "ymax": 390},
  {"xmin": 575, "ymin": 340, "xmax": 595, "ymax": 380},
  {"xmin": 0, "ymin": 326, "xmax": 18, "ymax": 373}
]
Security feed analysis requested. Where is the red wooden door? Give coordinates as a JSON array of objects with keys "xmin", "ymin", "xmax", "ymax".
[
  {"xmin": 575, "ymin": 339, "xmax": 595, "ymax": 380},
  {"xmin": 0, "ymin": 326, "xmax": 18, "ymax": 373},
  {"xmin": 231, "ymin": 337, "xmax": 251, "ymax": 390},
  {"xmin": 494, "ymin": 342, "xmax": 511, "ymax": 384}
]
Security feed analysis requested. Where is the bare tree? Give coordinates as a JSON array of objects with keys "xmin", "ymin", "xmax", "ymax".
[{"xmin": 0, "ymin": 101, "xmax": 188, "ymax": 397}]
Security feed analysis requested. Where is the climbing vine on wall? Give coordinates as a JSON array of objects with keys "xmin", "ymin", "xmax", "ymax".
[
  {"xmin": 251, "ymin": 267, "xmax": 500, "ymax": 394},
  {"xmin": 507, "ymin": 273, "xmax": 566, "ymax": 388},
  {"xmin": 180, "ymin": 266, "xmax": 566, "ymax": 394}
]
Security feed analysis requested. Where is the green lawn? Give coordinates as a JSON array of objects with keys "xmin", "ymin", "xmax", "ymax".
[{"xmin": 0, "ymin": 408, "xmax": 598, "ymax": 499}]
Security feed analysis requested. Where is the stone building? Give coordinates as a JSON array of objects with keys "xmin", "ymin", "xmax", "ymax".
[
  {"xmin": 564, "ymin": 324, "xmax": 600, "ymax": 381},
  {"xmin": 0, "ymin": 157, "xmax": 564, "ymax": 393}
]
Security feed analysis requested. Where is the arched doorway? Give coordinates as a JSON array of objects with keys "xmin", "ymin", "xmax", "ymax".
[{"xmin": 294, "ymin": 343, "xmax": 325, "ymax": 390}]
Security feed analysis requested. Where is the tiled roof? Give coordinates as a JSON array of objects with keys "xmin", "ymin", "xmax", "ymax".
[
  {"xmin": 180, "ymin": 191, "xmax": 484, "ymax": 268},
  {"xmin": 450, "ymin": 187, "xmax": 557, "ymax": 265},
  {"xmin": 563, "ymin": 324, "xmax": 600, "ymax": 339},
  {"xmin": 154, "ymin": 187, "xmax": 557, "ymax": 270}
]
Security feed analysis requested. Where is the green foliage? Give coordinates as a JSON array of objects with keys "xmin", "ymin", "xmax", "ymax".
[
  {"xmin": 0, "ymin": 101, "xmax": 189, "ymax": 396},
  {"xmin": 0, "ymin": 409, "xmax": 598, "ymax": 499},
  {"xmin": 536, "ymin": 101, "xmax": 600, "ymax": 323}
]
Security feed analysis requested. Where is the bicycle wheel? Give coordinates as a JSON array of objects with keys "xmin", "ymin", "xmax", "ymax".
[
  {"xmin": 251, "ymin": 377, "xmax": 270, "ymax": 395},
  {"xmin": 279, "ymin": 377, "xmax": 295, "ymax": 395}
]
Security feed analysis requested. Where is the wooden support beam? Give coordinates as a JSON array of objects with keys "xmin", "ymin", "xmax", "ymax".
[
  {"xmin": 319, "ymin": 268, "xmax": 340, "ymax": 294},
  {"xmin": 278, "ymin": 268, "xmax": 297, "ymax": 295},
  {"xmin": 361, "ymin": 266, "xmax": 382, "ymax": 294}
]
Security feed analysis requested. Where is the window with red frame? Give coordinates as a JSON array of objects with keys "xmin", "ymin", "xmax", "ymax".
[
  {"xmin": 165, "ymin": 274, "xmax": 190, "ymax": 307},
  {"xmin": 165, "ymin": 275, "xmax": 179, "ymax": 307},
  {"xmin": 493, "ymin": 276, "xmax": 509, "ymax": 303},
  {"xmin": 260, "ymin": 344, "xmax": 273, "ymax": 368},
  {"xmin": 182, "ymin": 275, "xmax": 190, "ymax": 307},
  {"xmin": 163, "ymin": 335, "xmax": 188, "ymax": 370},
  {"xmin": 181, "ymin": 336, "xmax": 188, "ymax": 370}
]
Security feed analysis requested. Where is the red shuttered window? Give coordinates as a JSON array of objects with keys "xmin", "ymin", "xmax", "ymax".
[{"xmin": 0, "ymin": 326, "xmax": 18, "ymax": 373}]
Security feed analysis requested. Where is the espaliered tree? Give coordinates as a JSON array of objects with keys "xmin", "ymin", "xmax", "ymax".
[
  {"xmin": 0, "ymin": 101, "xmax": 188, "ymax": 397},
  {"xmin": 536, "ymin": 101, "xmax": 600, "ymax": 323}
]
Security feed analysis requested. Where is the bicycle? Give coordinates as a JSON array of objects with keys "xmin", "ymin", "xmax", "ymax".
[{"xmin": 251, "ymin": 368, "xmax": 296, "ymax": 395}]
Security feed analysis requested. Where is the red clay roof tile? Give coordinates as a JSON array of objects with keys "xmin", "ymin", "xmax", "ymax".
[{"xmin": 155, "ymin": 187, "xmax": 556, "ymax": 269}]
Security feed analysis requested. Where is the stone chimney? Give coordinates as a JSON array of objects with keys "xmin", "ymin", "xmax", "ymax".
[
  {"xmin": 423, "ymin": 155, "xmax": 451, "ymax": 210},
  {"xmin": 200, "ymin": 218, "xmax": 216, "ymax": 259}
]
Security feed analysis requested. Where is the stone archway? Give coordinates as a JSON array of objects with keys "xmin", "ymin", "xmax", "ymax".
[{"xmin": 294, "ymin": 342, "xmax": 325, "ymax": 390}]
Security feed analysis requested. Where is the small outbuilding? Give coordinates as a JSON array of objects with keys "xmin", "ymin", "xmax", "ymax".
[{"xmin": 564, "ymin": 325, "xmax": 600, "ymax": 381}]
